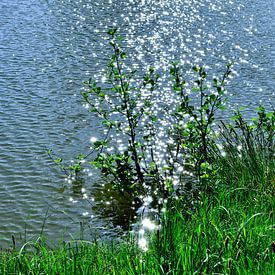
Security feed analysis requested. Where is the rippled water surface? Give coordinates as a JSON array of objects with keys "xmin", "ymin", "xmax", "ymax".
[{"xmin": 0, "ymin": 0, "xmax": 274, "ymax": 247}]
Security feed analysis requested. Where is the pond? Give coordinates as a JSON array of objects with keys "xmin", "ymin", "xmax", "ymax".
[{"xmin": 0, "ymin": 0, "xmax": 274, "ymax": 248}]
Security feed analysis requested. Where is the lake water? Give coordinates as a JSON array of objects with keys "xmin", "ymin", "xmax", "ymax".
[{"xmin": 0, "ymin": 0, "xmax": 274, "ymax": 248}]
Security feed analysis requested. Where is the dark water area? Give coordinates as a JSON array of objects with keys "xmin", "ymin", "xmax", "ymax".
[{"xmin": 0, "ymin": 0, "xmax": 274, "ymax": 247}]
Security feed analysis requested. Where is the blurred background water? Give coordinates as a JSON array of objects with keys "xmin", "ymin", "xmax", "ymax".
[{"xmin": 0, "ymin": 0, "xmax": 274, "ymax": 248}]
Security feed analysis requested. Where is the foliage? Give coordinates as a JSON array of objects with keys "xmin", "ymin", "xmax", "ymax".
[
  {"xmin": 168, "ymin": 62, "xmax": 232, "ymax": 199},
  {"xmin": 75, "ymin": 28, "xmax": 234, "ymax": 211},
  {"xmin": 47, "ymin": 149, "xmax": 86, "ymax": 184},
  {"xmin": 82, "ymin": 28, "xmax": 163, "ymax": 201},
  {"xmin": 170, "ymin": 62, "xmax": 231, "ymax": 172}
]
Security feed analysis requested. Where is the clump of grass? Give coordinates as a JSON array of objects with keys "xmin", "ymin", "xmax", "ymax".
[
  {"xmin": 149, "ymin": 181, "xmax": 274, "ymax": 274},
  {"xmin": 214, "ymin": 106, "xmax": 274, "ymax": 195}
]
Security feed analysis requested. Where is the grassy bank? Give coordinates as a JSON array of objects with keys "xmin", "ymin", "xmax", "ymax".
[{"xmin": 1, "ymin": 161, "xmax": 274, "ymax": 274}]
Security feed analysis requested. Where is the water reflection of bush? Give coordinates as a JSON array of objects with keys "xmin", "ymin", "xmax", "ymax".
[{"xmin": 92, "ymin": 182, "xmax": 142, "ymax": 230}]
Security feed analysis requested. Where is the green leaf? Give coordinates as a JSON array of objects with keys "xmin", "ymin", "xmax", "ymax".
[
  {"xmin": 150, "ymin": 116, "xmax": 158, "ymax": 122},
  {"xmin": 217, "ymin": 86, "xmax": 222, "ymax": 94},
  {"xmin": 239, "ymin": 106, "xmax": 247, "ymax": 111},
  {"xmin": 191, "ymin": 87, "xmax": 200, "ymax": 92},
  {"xmin": 201, "ymin": 71, "xmax": 207, "ymax": 78},
  {"xmin": 93, "ymin": 140, "xmax": 105, "ymax": 148},
  {"xmin": 99, "ymin": 92, "xmax": 105, "ymax": 98},
  {"xmin": 77, "ymin": 154, "xmax": 85, "ymax": 160},
  {"xmin": 120, "ymin": 52, "xmax": 127, "ymax": 59},
  {"xmin": 149, "ymin": 66, "xmax": 155, "ymax": 73},
  {"xmin": 107, "ymin": 28, "xmax": 117, "ymax": 36},
  {"xmin": 54, "ymin": 158, "xmax": 63, "ymax": 163}
]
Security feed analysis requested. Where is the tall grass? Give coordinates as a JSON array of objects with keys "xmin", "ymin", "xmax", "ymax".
[
  {"xmin": 213, "ymin": 107, "xmax": 274, "ymax": 194},
  {"xmin": 1, "ymin": 159, "xmax": 274, "ymax": 274},
  {"xmin": 149, "ymin": 181, "xmax": 274, "ymax": 274}
]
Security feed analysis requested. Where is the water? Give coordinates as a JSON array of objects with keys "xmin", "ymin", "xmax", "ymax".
[{"xmin": 0, "ymin": 0, "xmax": 274, "ymax": 248}]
